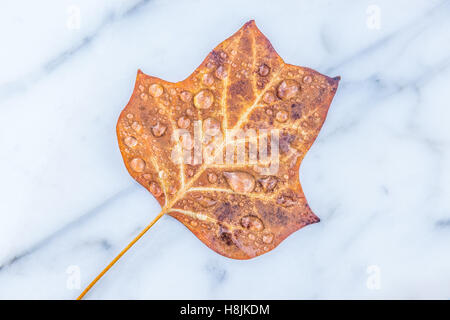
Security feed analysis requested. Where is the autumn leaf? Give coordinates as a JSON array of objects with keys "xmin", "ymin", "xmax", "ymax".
[{"xmin": 78, "ymin": 20, "xmax": 339, "ymax": 299}]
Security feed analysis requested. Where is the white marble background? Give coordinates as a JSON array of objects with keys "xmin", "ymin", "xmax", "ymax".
[{"xmin": 0, "ymin": 0, "xmax": 449, "ymax": 299}]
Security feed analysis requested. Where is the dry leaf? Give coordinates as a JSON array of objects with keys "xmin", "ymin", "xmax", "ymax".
[{"xmin": 116, "ymin": 20, "xmax": 339, "ymax": 260}]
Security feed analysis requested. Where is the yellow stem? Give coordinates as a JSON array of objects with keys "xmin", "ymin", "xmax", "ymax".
[{"xmin": 76, "ymin": 209, "xmax": 166, "ymax": 300}]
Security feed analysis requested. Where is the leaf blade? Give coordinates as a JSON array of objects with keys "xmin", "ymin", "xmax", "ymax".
[{"xmin": 117, "ymin": 20, "xmax": 339, "ymax": 259}]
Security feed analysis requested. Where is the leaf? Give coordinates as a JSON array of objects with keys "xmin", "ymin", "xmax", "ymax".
[
  {"xmin": 116, "ymin": 20, "xmax": 339, "ymax": 260},
  {"xmin": 78, "ymin": 20, "xmax": 340, "ymax": 299}
]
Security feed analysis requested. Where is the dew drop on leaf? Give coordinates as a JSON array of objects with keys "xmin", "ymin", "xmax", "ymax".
[
  {"xmin": 196, "ymin": 195, "xmax": 217, "ymax": 208},
  {"xmin": 202, "ymin": 73, "xmax": 214, "ymax": 86},
  {"xmin": 177, "ymin": 116, "xmax": 191, "ymax": 129},
  {"xmin": 149, "ymin": 181, "xmax": 162, "ymax": 197},
  {"xmin": 207, "ymin": 172, "xmax": 218, "ymax": 183},
  {"xmin": 258, "ymin": 176, "xmax": 278, "ymax": 192},
  {"xmin": 124, "ymin": 136, "xmax": 137, "ymax": 148},
  {"xmin": 149, "ymin": 83, "xmax": 163, "ymax": 97},
  {"xmin": 263, "ymin": 92, "xmax": 276, "ymax": 104},
  {"xmin": 262, "ymin": 232, "xmax": 274, "ymax": 244},
  {"xmin": 303, "ymin": 75, "xmax": 312, "ymax": 83},
  {"xmin": 275, "ymin": 110, "xmax": 289, "ymax": 123},
  {"xmin": 151, "ymin": 122, "xmax": 167, "ymax": 137},
  {"xmin": 240, "ymin": 215, "xmax": 264, "ymax": 232},
  {"xmin": 180, "ymin": 91, "xmax": 192, "ymax": 102},
  {"xmin": 131, "ymin": 121, "xmax": 142, "ymax": 132},
  {"xmin": 277, "ymin": 80, "xmax": 299, "ymax": 100},
  {"xmin": 223, "ymin": 171, "xmax": 255, "ymax": 193},
  {"xmin": 130, "ymin": 158, "xmax": 145, "ymax": 172},
  {"xmin": 258, "ymin": 64, "xmax": 270, "ymax": 77},
  {"xmin": 194, "ymin": 89, "xmax": 214, "ymax": 109}
]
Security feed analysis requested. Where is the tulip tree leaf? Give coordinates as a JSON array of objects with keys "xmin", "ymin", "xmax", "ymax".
[{"xmin": 116, "ymin": 20, "xmax": 339, "ymax": 259}]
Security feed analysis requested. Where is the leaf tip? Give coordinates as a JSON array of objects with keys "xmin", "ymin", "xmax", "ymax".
[
  {"xmin": 327, "ymin": 75, "xmax": 341, "ymax": 92},
  {"xmin": 243, "ymin": 19, "xmax": 257, "ymax": 29}
]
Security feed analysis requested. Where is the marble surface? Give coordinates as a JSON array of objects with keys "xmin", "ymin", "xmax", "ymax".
[{"xmin": 1, "ymin": 0, "xmax": 450, "ymax": 299}]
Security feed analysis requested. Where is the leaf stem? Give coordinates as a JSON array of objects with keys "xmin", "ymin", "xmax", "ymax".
[{"xmin": 76, "ymin": 209, "xmax": 166, "ymax": 300}]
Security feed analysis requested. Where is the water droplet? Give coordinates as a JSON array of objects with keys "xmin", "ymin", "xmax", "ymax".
[
  {"xmin": 275, "ymin": 110, "xmax": 289, "ymax": 123},
  {"xmin": 277, "ymin": 80, "xmax": 299, "ymax": 100},
  {"xmin": 196, "ymin": 195, "xmax": 217, "ymax": 208},
  {"xmin": 215, "ymin": 66, "xmax": 228, "ymax": 80},
  {"xmin": 124, "ymin": 136, "xmax": 137, "ymax": 148},
  {"xmin": 263, "ymin": 92, "xmax": 276, "ymax": 104},
  {"xmin": 203, "ymin": 117, "xmax": 220, "ymax": 136},
  {"xmin": 151, "ymin": 122, "xmax": 167, "ymax": 137},
  {"xmin": 258, "ymin": 176, "xmax": 278, "ymax": 192},
  {"xmin": 202, "ymin": 73, "xmax": 214, "ymax": 86},
  {"xmin": 149, "ymin": 181, "xmax": 162, "ymax": 197},
  {"xmin": 277, "ymin": 195, "xmax": 296, "ymax": 207},
  {"xmin": 130, "ymin": 158, "xmax": 145, "ymax": 172},
  {"xmin": 258, "ymin": 64, "xmax": 270, "ymax": 76},
  {"xmin": 139, "ymin": 85, "xmax": 145, "ymax": 92},
  {"xmin": 220, "ymin": 51, "xmax": 227, "ymax": 59},
  {"xmin": 194, "ymin": 90, "xmax": 214, "ymax": 109},
  {"xmin": 223, "ymin": 171, "xmax": 255, "ymax": 193},
  {"xmin": 131, "ymin": 121, "xmax": 142, "ymax": 132},
  {"xmin": 180, "ymin": 91, "xmax": 192, "ymax": 102},
  {"xmin": 140, "ymin": 93, "xmax": 148, "ymax": 100},
  {"xmin": 190, "ymin": 220, "xmax": 198, "ymax": 227},
  {"xmin": 149, "ymin": 83, "xmax": 163, "ymax": 97},
  {"xmin": 207, "ymin": 172, "xmax": 218, "ymax": 183},
  {"xmin": 177, "ymin": 116, "xmax": 191, "ymax": 129},
  {"xmin": 126, "ymin": 113, "xmax": 134, "ymax": 119},
  {"xmin": 240, "ymin": 215, "xmax": 264, "ymax": 232},
  {"xmin": 262, "ymin": 232, "xmax": 274, "ymax": 244},
  {"xmin": 303, "ymin": 75, "xmax": 312, "ymax": 83}
]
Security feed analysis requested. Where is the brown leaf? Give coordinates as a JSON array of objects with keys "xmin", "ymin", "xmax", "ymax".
[{"xmin": 116, "ymin": 20, "xmax": 339, "ymax": 259}]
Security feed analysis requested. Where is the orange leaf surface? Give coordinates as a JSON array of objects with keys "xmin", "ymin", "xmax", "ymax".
[{"xmin": 116, "ymin": 20, "xmax": 339, "ymax": 260}]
